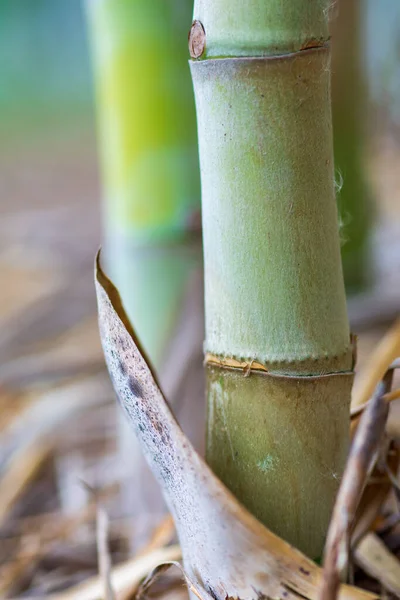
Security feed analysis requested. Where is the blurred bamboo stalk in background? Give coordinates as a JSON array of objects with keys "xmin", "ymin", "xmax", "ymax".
[
  {"xmin": 331, "ymin": 0, "xmax": 373, "ymax": 294},
  {"xmin": 86, "ymin": 0, "xmax": 203, "ymax": 548}
]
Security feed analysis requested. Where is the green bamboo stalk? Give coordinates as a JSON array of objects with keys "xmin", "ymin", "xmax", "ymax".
[
  {"xmin": 86, "ymin": 0, "xmax": 202, "ymax": 541},
  {"xmin": 190, "ymin": 1, "xmax": 354, "ymax": 558},
  {"xmin": 86, "ymin": 1, "xmax": 201, "ymax": 363},
  {"xmin": 331, "ymin": 0, "xmax": 372, "ymax": 294}
]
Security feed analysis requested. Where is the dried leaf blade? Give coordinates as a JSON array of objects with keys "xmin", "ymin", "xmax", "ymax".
[{"xmin": 95, "ymin": 252, "xmax": 376, "ymax": 600}]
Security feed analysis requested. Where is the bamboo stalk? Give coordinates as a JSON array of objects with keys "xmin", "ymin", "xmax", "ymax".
[
  {"xmin": 190, "ymin": 1, "xmax": 353, "ymax": 558},
  {"xmin": 85, "ymin": 0, "xmax": 201, "ymax": 365},
  {"xmin": 86, "ymin": 0, "xmax": 203, "ymax": 544},
  {"xmin": 331, "ymin": 0, "xmax": 372, "ymax": 293}
]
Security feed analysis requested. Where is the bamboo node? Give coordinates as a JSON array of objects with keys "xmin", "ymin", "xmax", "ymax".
[{"xmin": 204, "ymin": 353, "xmax": 268, "ymax": 373}]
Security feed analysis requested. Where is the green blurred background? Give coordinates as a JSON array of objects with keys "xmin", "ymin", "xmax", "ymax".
[
  {"xmin": 0, "ymin": 0, "xmax": 93, "ymax": 144},
  {"xmin": 0, "ymin": 0, "xmax": 399, "ymax": 144}
]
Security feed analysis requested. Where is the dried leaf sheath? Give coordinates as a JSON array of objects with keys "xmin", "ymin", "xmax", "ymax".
[{"xmin": 95, "ymin": 253, "xmax": 374, "ymax": 600}]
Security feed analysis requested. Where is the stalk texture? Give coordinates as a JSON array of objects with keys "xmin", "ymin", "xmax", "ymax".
[{"xmin": 190, "ymin": 0, "xmax": 353, "ymax": 558}]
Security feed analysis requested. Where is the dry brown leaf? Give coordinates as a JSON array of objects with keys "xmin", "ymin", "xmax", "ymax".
[
  {"xmin": 0, "ymin": 374, "xmax": 110, "ymax": 471},
  {"xmin": 95, "ymin": 253, "xmax": 375, "ymax": 600},
  {"xmin": 115, "ymin": 515, "xmax": 176, "ymax": 600},
  {"xmin": 0, "ymin": 315, "xmax": 103, "ymax": 389},
  {"xmin": 0, "ymin": 375, "xmax": 111, "ymax": 526},
  {"xmin": 318, "ymin": 386, "xmax": 389, "ymax": 600},
  {"xmin": 350, "ymin": 388, "xmax": 400, "ymax": 424},
  {"xmin": 350, "ymin": 366, "xmax": 396, "ymax": 437},
  {"xmin": 136, "ymin": 560, "xmax": 206, "ymax": 600},
  {"xmin": 0, "ymin": 502, "xmax": 98, "ymax": 597},
  {"xmin": 0, "ymin": 273, "xmax": 94, "ymax": 365},
  {"xmin": 0, "ymin": 441, "xmax": 50, "ymax": 527},
  {"xmin": 54, "ymin": 545, "xmax": 182, "ymax": 600},
  {"xmin": 351, "ymin": 442, "xmax": 400, "ymax": 546},
  {"xmin": 0, "ymin": 262, "xmax": 58, "ymax": 328},
  {"xmin": 387, "ymin": 397, "xmax": 400, "ymax": 440},
  {"xmin": 351, "ymin": 318, "xmax": 400, "ymax": 410},
  {"xmin": 354, "ymin": 532, "xmax": 400, "ymax": 597}
]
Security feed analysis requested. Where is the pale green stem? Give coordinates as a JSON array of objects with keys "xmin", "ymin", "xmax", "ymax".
[
  {"xmin": 331, "ymin": 0, "xmax": 372, "ymax": 294},
  {"xmin": 190, "ymin": 0, "xmax": 353, "ymax": 558},
  {"xmin": 86, "ymin": 0, "xmax": 202, "ymax": 543},
  {"xmin": 86, "ymin": 0, "xmax": 201, "ymax": 363}
]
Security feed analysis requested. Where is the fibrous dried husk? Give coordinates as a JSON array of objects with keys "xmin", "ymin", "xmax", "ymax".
[{"xmin": 95, "ymin": 253, "xmax": 375, "ymax": 600}]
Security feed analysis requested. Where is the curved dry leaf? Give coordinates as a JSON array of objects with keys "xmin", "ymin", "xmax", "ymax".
[
  {"xmin": 318, "ymin": 383, "xmax": 389, "ymax": 600},
  {"xmin": 351, "ymin": 442, "xmax": 399, "ymax": 547},
  {"xmin": 136, "ymin": 560, "xmax": 206, "ymax": 600},
  {"xmin": 95, "ymin": 252, "xmax": 376, "ymax": 600},
  {"xmin": 354, "ymin": 532, "xmax": 400, "ymax": 597},
  {"xmin": 351, "ymin": 319, "xmax": 400, "ymax": 410},
  {"xmin": 350, "ymin": 366, "xmax": 399, "ymax": 547},
  {"xmin": 55, "ymin": 545, "xmax": 182, "ymax": 600},
  {"xmin": 350, "ymin": 363, "xmax": 398, "ymax": 436}
]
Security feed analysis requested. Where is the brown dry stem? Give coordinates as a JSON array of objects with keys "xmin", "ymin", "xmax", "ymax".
[
  {"xmin": 318, "ymin": 386, "xmax": 390, "ymax": 600},
  {"xmin": 351, "ymin": 318, "xmax": 400, "ymax": 409}
]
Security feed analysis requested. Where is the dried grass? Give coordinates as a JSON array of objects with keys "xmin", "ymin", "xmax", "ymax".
[{"xmin": 0, "ymin": 152, "xmax": 399, "ymax": 599}]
